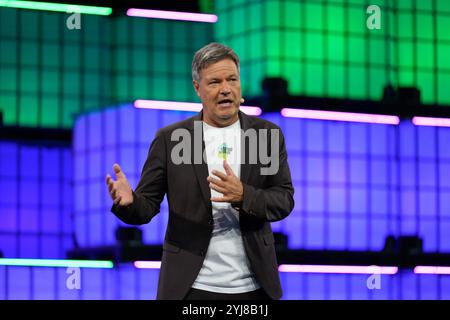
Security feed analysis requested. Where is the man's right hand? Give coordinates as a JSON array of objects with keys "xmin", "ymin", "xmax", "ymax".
[{"xmin": 106, "ymin": 163, "xmax": 133, "ymax": 207}]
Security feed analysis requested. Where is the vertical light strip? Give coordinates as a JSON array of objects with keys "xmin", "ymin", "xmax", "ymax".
[
  {"xmin": 414, "ymin": 266, "xmax": 450, "ymax": 275},
  {"xmin": 412, "ymin": 116, "xmax": 450, "ymax": 127},
  {"xmin": 0, "ymin": 0, "xmax": 112, "ymax": 15},
  {"xmin": 281, "ymin": 108, "xmax": 400, "ymax": 125},
  {"xmin": 126, "ymin": 8, "xmax": 218, "ymax": 23},
  {"xmin": 134, "ymin": 99, "xmax": 262, "ymax": 116},
  {"xmin": 0, "ymin": 258, "xmax": 114, "ymax": 268},
  {"xmin": 278, "ymin": 264, "xmax": 398, "ymax": 274}
]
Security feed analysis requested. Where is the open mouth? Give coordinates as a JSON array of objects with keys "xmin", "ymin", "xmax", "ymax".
[{"xmin": 217, "ymin": 99, "xmax": 233, "ymax": 107}]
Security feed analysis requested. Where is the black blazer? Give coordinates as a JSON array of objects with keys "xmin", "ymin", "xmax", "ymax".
[{"xmin": 112, "ymin": 110, "xmax": 295, "ymax": 300}]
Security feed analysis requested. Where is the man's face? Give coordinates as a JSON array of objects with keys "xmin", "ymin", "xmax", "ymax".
[{"xmin": 193, "ymin": 58, "xmax": 241, "ymax": 127}]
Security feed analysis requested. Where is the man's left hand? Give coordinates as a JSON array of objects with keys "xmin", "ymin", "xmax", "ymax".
[{"xmin": 208, "ymin": 160, "xmax": 243, "ymax": 204}]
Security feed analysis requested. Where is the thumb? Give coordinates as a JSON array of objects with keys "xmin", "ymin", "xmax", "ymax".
[{"xmin": 113, "ymin": 163, "xmax": 126, "ymax": 180}]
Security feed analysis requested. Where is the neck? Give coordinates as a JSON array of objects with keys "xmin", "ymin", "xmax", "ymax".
[{"xmin": 203, "ymin": 114, "xmax": 239, "ymax": 128}]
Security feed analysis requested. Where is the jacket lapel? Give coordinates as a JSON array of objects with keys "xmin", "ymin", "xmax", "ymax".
[
  {"xmin": 238, "ymin": 111, "xmax": 252, "ymax": 186},
  {"xmin": 188, "ymin": 111, "xmax": 212, "ymax": 212}
]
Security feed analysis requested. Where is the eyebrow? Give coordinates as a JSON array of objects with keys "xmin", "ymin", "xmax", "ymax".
[{"xmin": 207, "ymin": 74, "xmax": 238, "ymax": 81}]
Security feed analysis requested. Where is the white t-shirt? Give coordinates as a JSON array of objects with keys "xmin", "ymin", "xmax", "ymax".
[{"xmin": 191, "ymin": 119, "xmax": 260, "ymax": 293}]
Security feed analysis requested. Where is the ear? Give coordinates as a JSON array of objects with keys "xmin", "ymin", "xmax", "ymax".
[{"xmin": 193, "ymin": 80, "xmax": 201, "ymax": 97}]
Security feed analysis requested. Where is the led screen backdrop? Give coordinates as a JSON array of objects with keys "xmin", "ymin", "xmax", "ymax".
[
  {"xmin": 1, "ymin": 0, "xmax": 450, "ymax": 301},
  {"xmin": 0, "ymin": 141, "xmax": 73, "ymax": 258},
  {"xmin": 1, "ymin": 264, "xmax": 449, "ymax": 300},
  {"xmin": 263, "ymin": 112, "xmax": 450, "ymax": 252},
  {"xmin": 0, "ymin": 8, "xmax": 213, "ymax": 128},
  {"xmin": 1, "ymin": 104, "xmax": 450, "ymax": 300},
  {"xmin": 0, "ymin": 264, "xmax": 159, "ymax": 300},
  {"xmin": 71, "ymin": 106, "xmax": 450, "ymax": 252},
  {"xmin": 214, "ymin": 0, "xmax": 450, "ymax": 105},
  {"xmin": 71, "ymin": 104, "xmax": 197, "ymax": 247},
  {"xmin": 2, "ymin": 1, "xmax": 450, "ymax": 129}
]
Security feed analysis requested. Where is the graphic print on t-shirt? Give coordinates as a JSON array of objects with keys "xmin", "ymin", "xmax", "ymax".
[{"xmin": 218, "ymin": 143, "xmax": 232, "ymax": 160}]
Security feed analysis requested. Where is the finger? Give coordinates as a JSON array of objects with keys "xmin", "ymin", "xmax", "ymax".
[
  {"xmin": 106, "ymin": 177, "xmax": 113, "ymax": 192},
  {"xmin": 210, "ymin": 196, "xmax": 231, "ymax": 202},
  {"xmin": 110, "ymin": 187, "xmax": 117, "ymax": 200},
  {"xmin": 209, "ymin": 182, "xmax": 227, "ymax": 194},
  {"xmin": 207, "ymin": 176, "xmax": 226, "ymax": 188},
  {"xmin": 108, "ymin": 181, "xmax": 115, "ymax": 193},
  {"xmin": 113, "ymin": 195, "xmax": 122, "ymax": 205},
  {"xmin": 223, "ymin": 160, "xmax": 234, "ymax": 176},
  {"xmin": 113, "ymin": 163, "xmax": 126, "ymax": 180},
  {"xmin": 211, "ymin": 170, "xmax": 227, "ymax": 181}
]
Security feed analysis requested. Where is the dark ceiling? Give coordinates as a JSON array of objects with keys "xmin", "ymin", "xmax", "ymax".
[{"xmin": 27, "ymin": 0, "xmax": 203, "ymax": 13}]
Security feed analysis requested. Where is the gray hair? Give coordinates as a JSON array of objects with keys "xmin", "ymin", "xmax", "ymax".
[{"xmin": 191, "ymin": 42, "xmax": 240, "ymax": 82}]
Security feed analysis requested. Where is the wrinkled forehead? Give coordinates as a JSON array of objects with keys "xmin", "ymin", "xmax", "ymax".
[{"xmin": 199, "ymin": 58, "xmax": 240, "ymax": 80}]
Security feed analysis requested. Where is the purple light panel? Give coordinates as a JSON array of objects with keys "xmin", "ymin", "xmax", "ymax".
[
  {"xmin": 281, "ymin": 108, "xmax": 400, "ymax": 125},
  {"xmin": 126, "ymin": 8, "xmax": 218, "ymax": 23},
  {"xmin": 412, "ymin": 116, "xmax": 450, "ymax": 127},
  {"xmin": 414, "ymin": 266, "xmax": 450, "ymax": 275},
  {"xmin": 134, "ymin": 99, "xmax": 262, "ymax": 116},
  {"xmin": 134, "ymin": 261, "xmax": 162, "ymax": 269},
  {"xmin": 0, "ymin": 142, "xmax": 72, "ymax": 258},
  {"xmin": 278, "ymin": 264, "xmax": 399, "ymax": 274}
]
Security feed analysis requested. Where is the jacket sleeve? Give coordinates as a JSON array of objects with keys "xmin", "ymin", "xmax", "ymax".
[
  {"xmin": 111, "ymin": 129, "xmax": 168, "ymax": 225},
  {"xmin": 237, "ymin": 128, "xmax": 295, "ymax": 222}
]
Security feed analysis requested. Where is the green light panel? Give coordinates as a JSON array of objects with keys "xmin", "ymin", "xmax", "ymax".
[
  {"xmin": 2, "ymin": 1, "xmax": 449, "ymax": 130},
  {"xmin": 0, "ymin": 0, "xmax": 112, "ymax": 16},
  {"xmin": 0, "ymin": 7, "xmax": 213, "ymax": 128},
  {"xmin": 215, "ymin": 0, "xmax": 450, "ymax": 106}
]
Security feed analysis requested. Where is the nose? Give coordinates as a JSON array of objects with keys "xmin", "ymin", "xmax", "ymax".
[{"xmin": 219, "ymin": 82, "xmax": 231, "ymax": 95}]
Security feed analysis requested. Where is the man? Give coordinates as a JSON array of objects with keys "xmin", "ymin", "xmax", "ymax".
[{"xmin": 106, "ymin": 42, "xmax": 294, "ymax": 300}]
